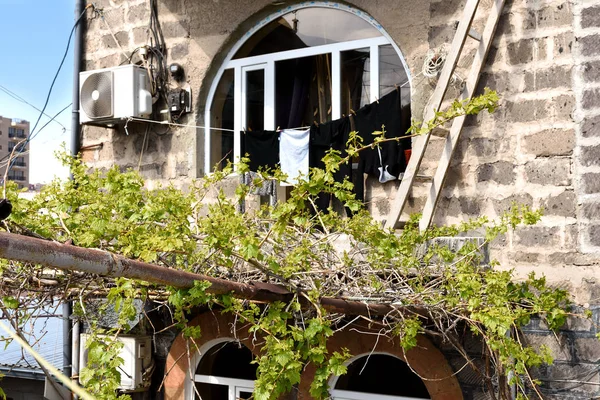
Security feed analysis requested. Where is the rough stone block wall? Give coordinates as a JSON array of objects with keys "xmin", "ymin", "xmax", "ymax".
[
  {"xmin": 80, "ymin": 2, "xmax": 600, "ymax": 397},
  {"xmin": 81, "ymin": 0, "xmax": 197, "ymax": 190}
]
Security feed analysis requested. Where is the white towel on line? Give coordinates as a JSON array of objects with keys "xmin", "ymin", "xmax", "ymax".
[{"xmin": 279, "ymin": 128, "xmax": 310, "ymax": 186}]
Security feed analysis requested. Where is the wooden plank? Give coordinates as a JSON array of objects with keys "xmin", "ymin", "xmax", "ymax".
[
  {"xmin": 419, "ymin": 0, "xmax": 506, "ymax": 232},
  {"xmin": 383, "ymin": 0, "xmax": 482, "ymax": 229}
]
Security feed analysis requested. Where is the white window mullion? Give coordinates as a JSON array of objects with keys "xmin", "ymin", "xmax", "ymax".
[
  {"xmin": 331, "ymin": 50, "xmax": 341, "ymax": 120},
  {"xmin": 264, "ymin": 60, "xmax": 276, "ymax": 130},
  {"xmin": 370, "ymin": 44, "xmax": 380, "ymax": 103},
  {"xmin": 234, "ymin": 66, "xmax": 243, "ymax": 169},
  {"xmin": 204, "ymin": 104, "xmax": 212, "ymax": 175}
]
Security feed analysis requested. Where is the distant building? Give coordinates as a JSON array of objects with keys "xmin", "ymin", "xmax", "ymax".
[{"xmin": 0, "ymin": 116, "xmax": 29, "ymax": 189}]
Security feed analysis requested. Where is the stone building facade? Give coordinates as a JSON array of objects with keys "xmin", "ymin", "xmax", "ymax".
[{"xmin": 79, "ymin": 0, "xmax": 600, "ymax": 399}]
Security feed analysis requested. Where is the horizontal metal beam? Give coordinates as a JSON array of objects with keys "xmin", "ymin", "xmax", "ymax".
[{"xmin": 0, "ymin": 232, "xmax": 415, "ymax": 318}]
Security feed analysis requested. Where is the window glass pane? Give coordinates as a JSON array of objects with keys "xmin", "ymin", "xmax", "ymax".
[
  {"xmin": 233, "ymin": 8, "xmax": 382, "ymax": 59},
  {"xmin": 236, "ymin": 390, "xmax": 253, "ymax": 400},
  {"xmin": 379, "ymin": 44, "xmax": 411, "ymax": 107},
  {"xmin": 275, "ymin": 54, "xmax": 332, "ymax": 129},
  {"xmin": 245, "ymin": 69, "xmax": 265, "ymax": 131},
  {"xmin": 341, "ymin": 47, "xmax": 370, "ymax": 116},
  {"xmin": 195, "ymin": 382, "xmax": 228, "ymax": 400},
  {"xmin": 334, "ymin": 354, "xmax": 429, "ymax": 398},
  {"xmin": 210, "ymin": 69, "xmax": 234, "ymax": 171},
  {"xmin": 196, "ymin": 342, "xmax": 257, "ymax": 380}
]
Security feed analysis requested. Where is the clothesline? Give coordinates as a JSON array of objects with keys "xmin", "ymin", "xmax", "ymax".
[{"xmin": 127, "ymin": 117, "xmax": 314, "ymax": 133}]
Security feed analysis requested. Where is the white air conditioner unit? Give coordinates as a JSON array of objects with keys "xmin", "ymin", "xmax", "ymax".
[
  {"xmin": 79, "ymin": 334, "xmax": 153, "ymax": 391},
  {"xmin": 79, "ymin": 64, "xmax": 152, "ymax": 124}
]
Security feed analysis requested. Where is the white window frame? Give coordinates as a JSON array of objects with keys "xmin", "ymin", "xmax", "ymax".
[
  {"xmin": 203, "ymin": 2, "xmax": 411, "ymax": 174},
  {"xmin": 186, "ymin": 338, "xmax": 256, "ymax": 400},
  {"xmin": 194, "ymin": 374, "xmax": 254, "ymax": 400},
  {"xmin": 328, "ymin": 352, "xmax": 431, "ymax": 400}
]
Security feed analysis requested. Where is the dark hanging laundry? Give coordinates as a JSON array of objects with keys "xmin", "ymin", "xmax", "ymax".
[
  {"xmin": 242, "ymin": 130, "xmax": 280, "ymax": 172},
  {"xmin": 309, "ymin": 117, "xmax": 354, "ymax": 213},
  {"xmin": 353, "ymin": 89, "xmax": 412, "ymax": 202}
]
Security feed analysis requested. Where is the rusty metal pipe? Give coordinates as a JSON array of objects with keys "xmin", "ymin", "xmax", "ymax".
[{"xmin": 0, "ymin": 232, "xmax": 412, "ymax": 318}]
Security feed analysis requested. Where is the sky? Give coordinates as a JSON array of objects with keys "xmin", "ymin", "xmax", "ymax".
[{"xmin": 0, "ymin": 0, "xmax": 76, "ymax": 183}]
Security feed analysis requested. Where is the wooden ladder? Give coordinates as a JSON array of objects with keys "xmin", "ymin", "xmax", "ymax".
[{"xmin": 384, "ymin": 0, "xmax": 506, "ymax": 232}]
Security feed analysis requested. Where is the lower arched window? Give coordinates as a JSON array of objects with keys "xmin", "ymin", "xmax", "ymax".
[
  {"xmin": 193, "ymin": 339, "xmax": 257, "ymax": 400},
  {"xmin": 330, "ymin": 353, "xmax": 430, "ymax": 400}
]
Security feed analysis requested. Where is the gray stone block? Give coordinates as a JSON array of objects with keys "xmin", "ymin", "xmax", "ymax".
[
  {"xmin": 581, "ymin": 173, "xmax": 600, "ymax": 194},
  {"xmin": 574, "ymin": 337, "xmax": 600, "ymax": 362},
  {"xmin": 586, "ymin": 224, "xmax": 600, "ymax": 247},
  {"xmin": 581, "ymin": 145, "xmax": 600, "ymax": 167},
  {"xmin": 583, "ymin": 61, "xmax": 600, "ymax": 83},
  {"xmin": 524, "ymin": 3, "xmax": 571, "ymax": 30},
  {"xmin": 127, "ymin": 3, "xmax": 150, "ymax": 24},
  {"xmin": 522, "ymin": 128, "xmax": 574, "ymax": 157},
  {"xmin": 580, "ymin": 34, "xmax": 600, "ymax": 57},
  {"xmin": 469, "ymin": 137, "xmax": 498, "ymax": 158},
  {"xmin": 515, "ymin": 226, "xmax": 561, "ymax": 247},
  {"xmin": 514, "ymin": 251, "xmax": 541, "ymax": 263},
  {"xmin": 583, "ymin": 89, "xmax": 600, "ymax": 111},
  {"xmin": 507, "ymin": 38, "xmax": 534, "ymax": 65},
  {"xmin": 542, "ymin": 191, "xmax": 576, "ymax": 217},
  {"xmin": 101, "ymin": 31, "xmax": 129, "ymax": 50},
  {"xmin": 438, "ymin": 196, "xmax": 481, "ymax": 217},
  {"xmin": 582, "ymin": 202, "xmax": 600, "ymax": 220},
  {"xmin": 582, "ymin": 115, "xmax": 600, "ymax": 138},
  {"xmin": 492, "ymin": 193, "xmax": 534, "ymax": 215},
  {"xmin": 476, "ymin": 161, "xmax": 516, "ymax": 185},
  {"xmin": 538, "ymin": 3, "xmax": 572, "ymax": 29},
  {"xmin": 477, "ymin": 71, "xmax": 509, "ymax": 95},
  {"xmin": 505, "ymin": 99, "xmax": 548, "ymax": 122},
  {"xmin": 554, "ymin": 31, "xmax": 574, "ymax": 57},
  {"xmin": 170, "ymin": 42, "xmax": 189, "ymax": 60},
  {"xmin": 525, "ymin": 333, "xmax": 572, "ymax": 362},
  {"xmin": 524, "ymin": 66, "xmax": 572, "ymax": 91},
  {"xmin": 524, "ymin": 159, "xmax": 571, "ymax": 186},
  {"xmin": 428, "ymin": 24, "xmax": 457, "ymax": 48},
  {"xmin": 162, "ymin": 21, "xmax": 190, "ymax": 39},
  {"xmin": 554, "ymin": 94, "xmax": 575, "ymax": 121},
  {"xmin": 582, "ymin": 6, "xmax": 600, "ymax": 29},
  {"xmin": 430, "ymin": 0, "xmax": 464, "ymax": 20},
  {"xmin": 132, "ymin": 26, "xmax": 149, "ymax": 46}
]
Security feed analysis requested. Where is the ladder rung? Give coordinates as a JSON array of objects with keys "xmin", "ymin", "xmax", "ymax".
[
  {"xmin": 431, "ymin": 127, "xmax": 449, "ymax": 138},
  {"xmin": 414, "ymin": 175, "xmax": 433, "ymax": 182},
  {"xmin": 468, "ymin": 28, "xmax": 482, "ymax": 41}
]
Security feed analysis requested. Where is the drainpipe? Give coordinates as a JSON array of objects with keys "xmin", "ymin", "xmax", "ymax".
[
  {"xmin": 62, "ymin": 302, "xmax": 72, "ymax": 382},
  {"xmin": 71, "ymin": 0, "xmax": 85, "ymax": 158},
  {"xmin": 67, "ymin": 0, "xmax": 86, "ymax": 393},
  {"xmin": 72, "ymin": 318, "xmax": 81, "ymax": 400}
]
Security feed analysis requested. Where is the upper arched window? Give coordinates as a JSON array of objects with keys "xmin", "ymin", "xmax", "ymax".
[
  {"xmin": 193, "ymin": 339, "xmax": 257, "ymax": 400},
  {"xmin": 331, "ymin": 353, "xmax": 430, "ymax": 400},
  {"xmin": 204, "ymin": 4, "xmax": 411, "ymax": 172}
]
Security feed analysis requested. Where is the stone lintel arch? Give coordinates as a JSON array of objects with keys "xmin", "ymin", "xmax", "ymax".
[
  {"xmin": 299, "ymin": 325, "xmax": 464, "ymax": 400},
  {"xmin": 165, "ymin": 312, "xmax": 463, "ymax": 400},
  {"xmin": 163, "ymin": 311, "xmax": 261, "ymax": 400}
]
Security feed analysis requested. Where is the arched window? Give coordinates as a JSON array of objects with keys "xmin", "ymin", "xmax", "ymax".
[
  {"xmin": 330, "ymin": 353, "xmax": 430, "ymax": 400},
  {"xmin": 192, "ymin": 339, "xmax": 257, "ymax": 400},
  {"xmin": 204, "ymin": 3, "xmax": 411, "ymax": 172}
]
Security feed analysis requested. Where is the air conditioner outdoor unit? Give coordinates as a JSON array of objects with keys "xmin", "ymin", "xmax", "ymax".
[
  {"xmin": 79, "ymin": 64, "xmax": 152, "ymax": 124},
  {"xmin": 79, "ymin": 334, "xmax": 153, "ymax": 391}
]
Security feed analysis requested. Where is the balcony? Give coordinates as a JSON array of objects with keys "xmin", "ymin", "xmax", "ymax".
[
  {"xmin": 8, "ymin": 133, "xmax": 27, "ymax": 139},
  {"xmin": 13, "ymin": 161, "xmax": 26, "ymax": 167},
  {"xmin": 7, "ymin": 176, "xmax": 26, "ymax": 182}
]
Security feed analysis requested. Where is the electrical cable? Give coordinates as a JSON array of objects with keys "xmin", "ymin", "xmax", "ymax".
[
  {"xmin": 2, "ymin": 103, "xmax": 72, "ymax": 171},
  {"xmin": 2, "ymin": 4, "xmax": 90, "ymax": 176},
  {"xmin": 0, "ymin": 84, "xmax": 67, "ymax": 131}
]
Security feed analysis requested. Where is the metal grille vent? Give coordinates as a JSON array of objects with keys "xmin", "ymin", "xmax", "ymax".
[{"xmin": 81, "ymin": 71, "xmax": 113, "ymax": 119}]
